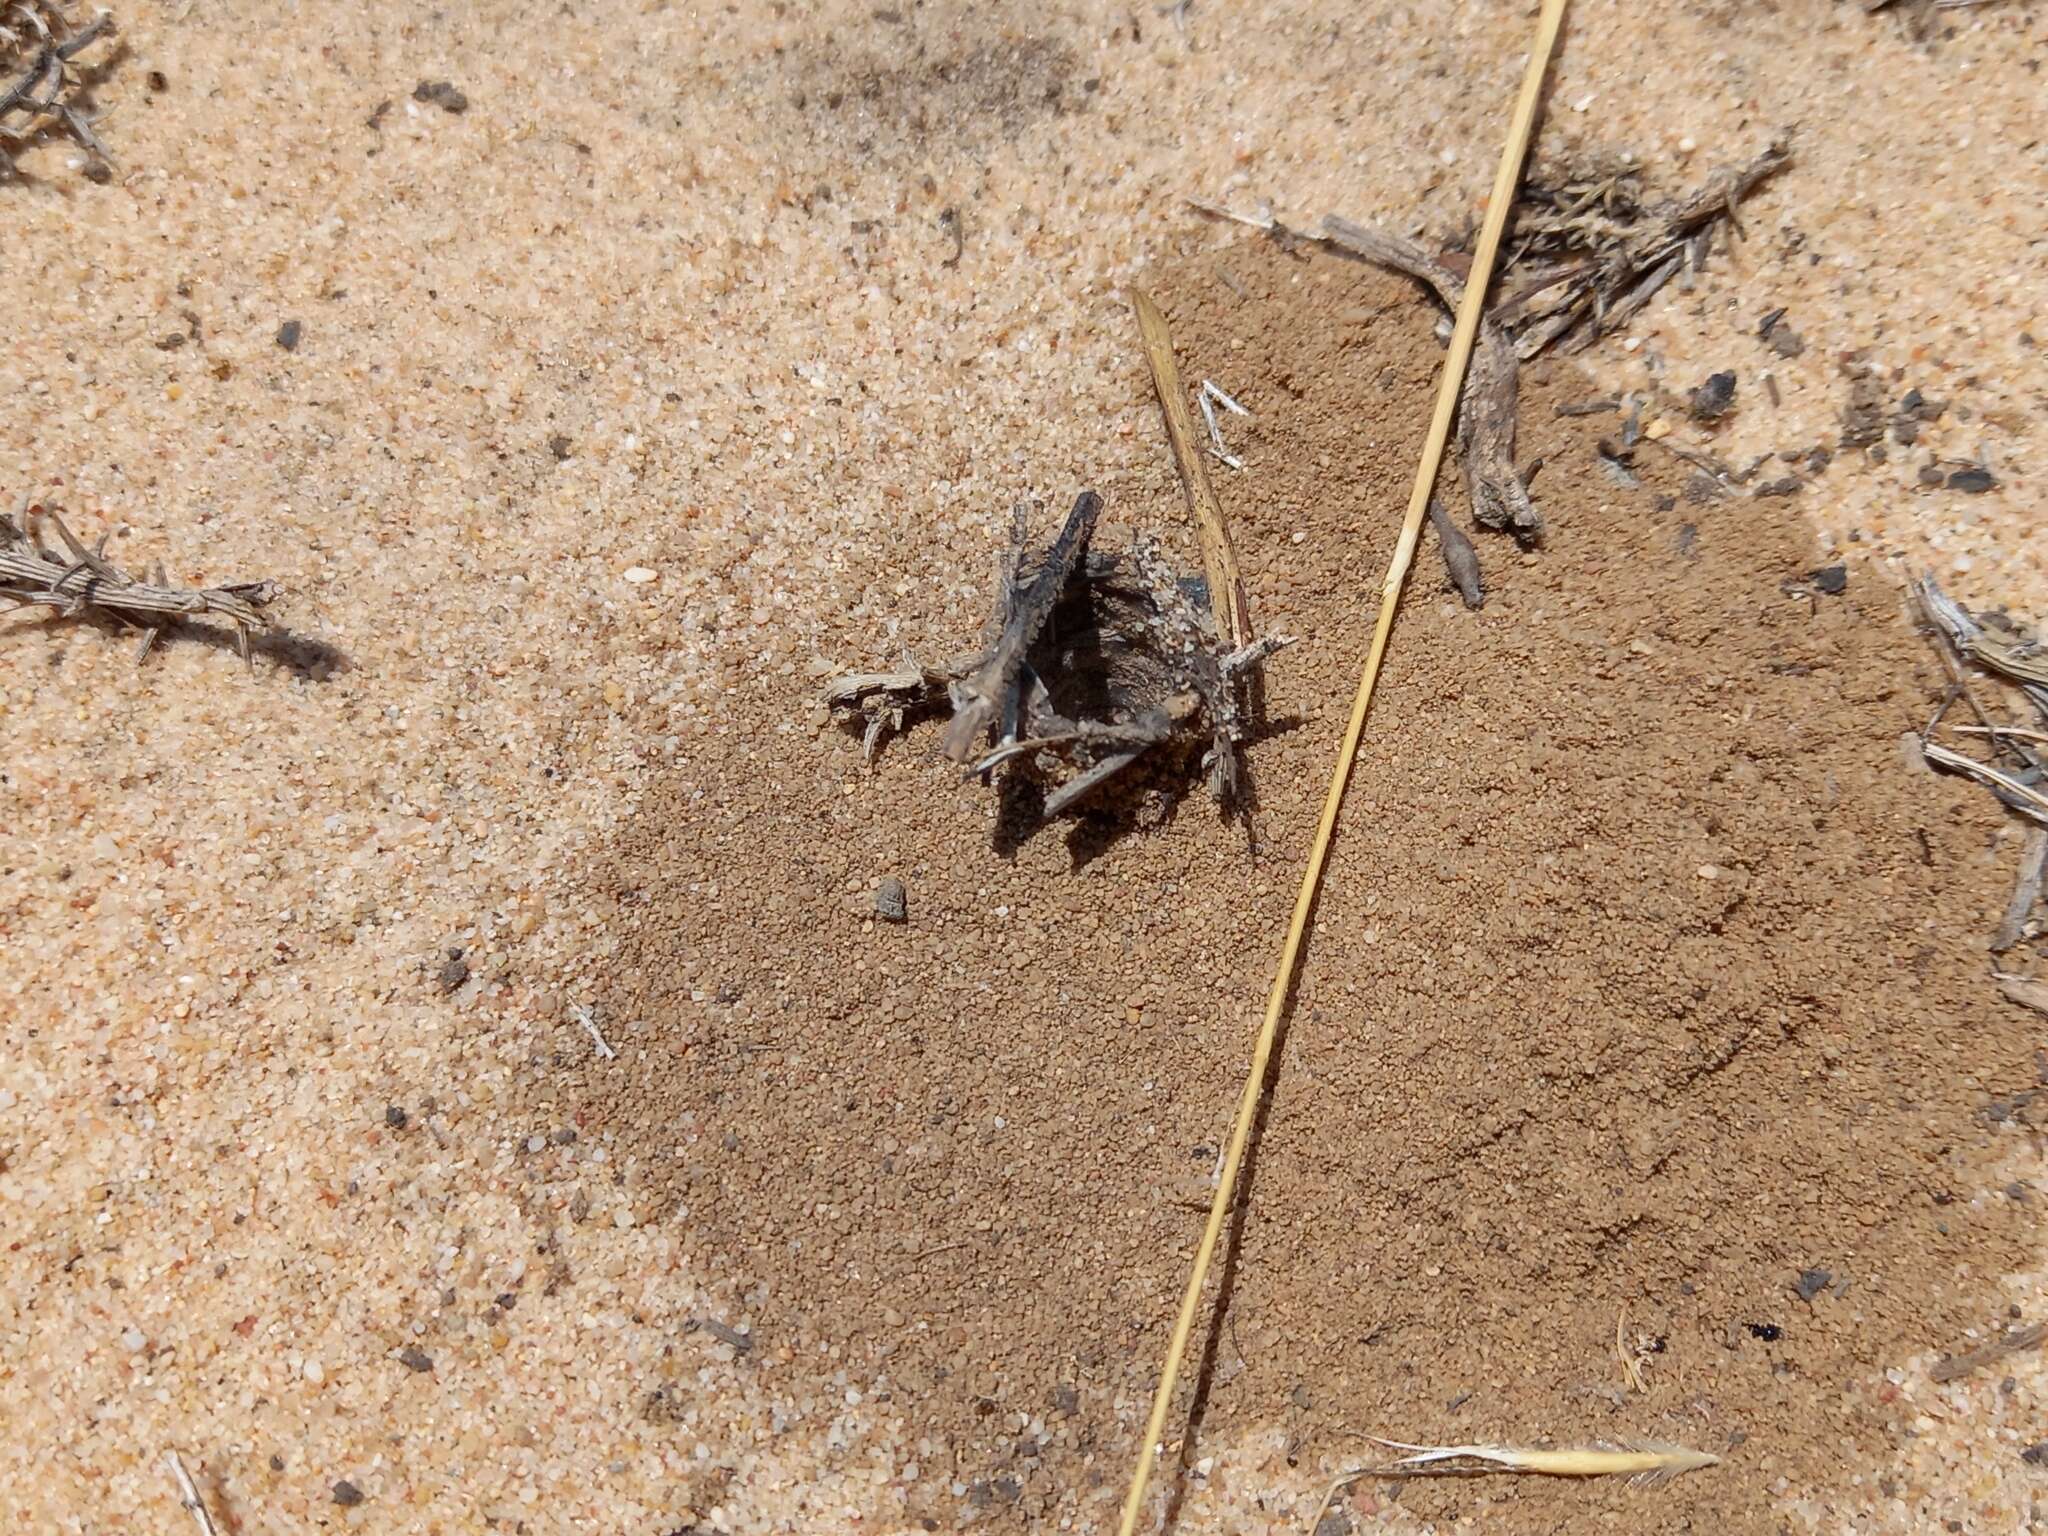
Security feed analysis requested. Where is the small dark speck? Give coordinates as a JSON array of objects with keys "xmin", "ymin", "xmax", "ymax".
[
  {"xmin": 1676, "ymin": 521, "xmax": 1698, "ymax": 557},
  {"xmin": 1745, "ymin": 1322, "xmax": 1782, "ymax": 1342},
  {"xmin": 548, "ymin": 433, "xmax": 573, "ymax": 462},
  {"xmin": 269, "ymin": 1454, "xmax": 285, "ymax": 1472},
  {"xmin": 1689, "ymin": 370, "xmax": 1737, "ymax": 422},
  {"xmin": 1809, "ymin": 564, "xmax": 1848, "ymax": 595},
  {"xmin": 332, "ymin": 1480, "xmax": 365, "ymax": 1507},
  {"xmin": 146, "ymin": 69, "xmax": 168, "ymax": 93},
  {"xmin": 2006, "ymin": 1181, "xmax": 2031, "ymax": 1202},
  {"xmin": 550, "ymin": 1127, "xmax": 577, "ymax": 1145},
  {"xmin": 2021, "ymin": 1441, "xmax": 2048, "ymax": 1465},
  {"xmin": 437, "ymin": 950, "xmax": 470, "ymax": 994},
  {"xmin": 385, "ymin": 1105, "xmax": 409, "ymax": 1129},
  {"xmin": 275, "ymin": 320, "xmax": 302, "ymax": 352},
  {"xmin": 397, "ymin": 1346, "xmax": 434, "ymax": 1373},
  {"xmin": 413, "ymin": 80, "xmax": 469, "ymax": 114},
  {"xmin": 1752, "ymin": 476, "xmax": 1803, "ymax": 499},
  {"xmin": 495, "ymin": 1292, "xmax": 518, "ymax": 1310},
  {"xmin": 1947, "ymin": 467, "xmax": 1997, "ymax": 494},
  {"xmin": 154, "ymin": 334, "xmax": 186, "ymax": 350}
]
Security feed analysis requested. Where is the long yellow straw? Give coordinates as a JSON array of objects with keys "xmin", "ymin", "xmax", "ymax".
[{"xmin": 1111, "ymin": 5, "xmax": 1570, "ymax": 1532}]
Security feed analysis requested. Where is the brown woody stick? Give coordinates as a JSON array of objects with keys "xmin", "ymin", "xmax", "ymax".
[{"xmin": 1131, "ymin": 287, "xmax": 1252, "ymax": 648}]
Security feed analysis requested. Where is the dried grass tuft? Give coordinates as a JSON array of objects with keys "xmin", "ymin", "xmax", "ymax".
[{"xmin": 1, "ymin": 2, "xmax": 115, "ymax": 176}]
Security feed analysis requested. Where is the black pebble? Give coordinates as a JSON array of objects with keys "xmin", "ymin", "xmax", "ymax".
[
  {"xmin": 384, "ymin": 1105, "xmax": 409, "ymax": 1129},
  {"xmin": 1690, "ymin": 370, "xmax": 1738, "ymax": 422},
  {"xmin": 1947, "ymin": 467, "xmax": 1997, "ymax": 494},
  {"xmin": 1744, "ymin": 1322, "xmax": 1782, "ymax": 1342},
  {"xmin": 1809, "ymin": 565, "xmax": 1848, "ymax": 595},
  {"xmin": 332, "ymin": 1480, "xmax": 365, "ymax": 1507},
  {"xmin": 397, "ymin": 1346, "xmax": 434, "ymax": 1373},
  {"xmin": 275, "ymin": 319, "xmax": 302, "ymax": 352},
  {"xmin": 413, "ymin": 80, "xmax": 469, "ymax": 114}
]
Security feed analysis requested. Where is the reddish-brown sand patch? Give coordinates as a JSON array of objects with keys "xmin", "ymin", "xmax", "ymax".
[{"xmin": 555, "ymin": 240, "xmax": 2038, "ymax": 1532}]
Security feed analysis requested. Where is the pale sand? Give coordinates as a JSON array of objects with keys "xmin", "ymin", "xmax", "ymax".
[{"xmin": 2, "ymin": 1, "xmax": 2042, "ymax": 1531}]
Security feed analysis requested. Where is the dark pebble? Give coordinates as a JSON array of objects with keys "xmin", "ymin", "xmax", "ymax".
[
  {"xmin": 1689, "ymin": 370, "xmax": 1738, "ymax": 422},
  {"xmin": 495, "ymin": 1292, "xmax": 518, "ymax": 1310},
  {"xmin": 1793, "ymin": 1266, "xmax": 1834, "ymax": 1301},
  {"xmin": 1745, "ymin": 1322, "xmax": 1782, "ymax": 1342},
  {"xmin": 1752, "ymin": 476, "xmax": 1803, "ymax": 498},
  {"xmin": 332, "ymin": 1480, "xmax": 365, "ymax": 1507},
  {"xmin": 1918, "ymin": 465, "xmax": 1946, "ymax": 487},
  {"xmin": 384, "ymin": 1105, "xmax": 409, "ymax": 1129},
  {"xmin": 413, "ymin": 80, "xmax": 469, "ymax": 114},
  {"xmin": 1947, "ymin": 467, "xmax": 1997, "ymax": 493},
  {"xmin": 398, "ymin": 1346, "xmax": 434, "ymax": 1373},
  {"xmin": 548, "ymin": 433, "xmax": 573, "ymax": 461},
  {"xmin": 437, "ymin": 949, "xmax": 470, "ymax": 993},
  {"xmin": 550, "ymin": 1127, "xmax": 577, "ymax": 1144},
  {"xmin": 1809, "ymin": 565, "xmax": 1848, "ymax": 596},
  {"xmin": 147, "ymin": 69, "xmax": 168, "ymax": 92},
  {"xmin": 2022, "ymin": 1441, "xmax": 2048, "ymax": 1466},
  {"xmin": 875, "ymin": 876, "xmax": 908, "ymax": 922},
  {"xmin": 276, "ymin": 319, "xmax": 302, "ymax": 351}
]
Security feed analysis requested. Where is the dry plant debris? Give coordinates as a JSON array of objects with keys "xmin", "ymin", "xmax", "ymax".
[
  {"xmin": 0, "ymin": 2, "xmax": 114, "ymax": 175},
  {"xmin": 1307, "ymin": 1436, "xmax": 1719, "ymax": 1531},
  {"xmin": 1489, "ymin": 143, "xmax": 1790, "ymax": 357},
  {"xmin": 1202, "ymin": 142, "xmax": 1789, "ymax": 559},
  {"xmin": 825, "ymin": 491, "xmax": 1287, "ymax": 820},
  {"xmin": 2, "ymin": 499, "xmax": 280, "ymax": 663}
]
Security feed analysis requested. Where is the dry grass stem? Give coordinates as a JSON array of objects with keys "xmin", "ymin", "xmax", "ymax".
[
  {"xmin": 164, "ymin": 1450, "xmax": 221, "ymax": 1536},
  {"xmin": 0, "ymin": 3, "xmax": 115, "ymax": 174},
  {"xmin": 2, "ymin": 499, "xmax": 279, "ymax": 664},
  {"xmin": 1131, "ymin": 289, "xmax": 1254, "ymax": 646},
  {"xmin": 1920, "ymin": 741, "xmax": 2048, "ymax": 824},
  {"xmin": 1995, "ymin": 973, "xmax": 2048, "ymax": 1019}
]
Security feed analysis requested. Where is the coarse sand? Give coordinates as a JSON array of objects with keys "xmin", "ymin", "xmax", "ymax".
[{"xmin": 2, "ymin": 2, "xmax": 2044, "ymax": 1533}]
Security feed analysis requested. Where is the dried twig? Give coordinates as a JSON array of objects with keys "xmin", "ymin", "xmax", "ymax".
[
  {"xmin": 1992, "ymin": 826, "xmax": 2048, "ymax": 953},
  {"xmin": 1425, "ymin": 492, "xmax": 1483, "ymax": 608},
  {"xmin": 2, "ymin": 500, "xmax": 279, "ymax": 664},
  {"xmin": 0, "ymin": 3, "xmax": 115, "ymax": 175},
  {"xmin": 1131, "ymin": 290, "xmax": 1253, "ymax": 646},
  {"xmin": 1306, "ymin": 1438, "xmax": 1718, "ymax": 1532},
  {"xmin": 164, "ymin": 1450, "xmax": 221, "ymax": 1536},
  {"xmin": 1928, "ymin": 1320, "xmax": 2044, "ymax": 1383},
  {"xmin": 1920, "ymin": 741, "xmax": 2048, "ymax": 824},
  {"xmin": 1321, "ymin": 216, "xmax": 1540, "ymax": 542}
]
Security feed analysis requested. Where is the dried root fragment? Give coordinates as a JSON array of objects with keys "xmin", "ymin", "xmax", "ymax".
[
  {"xmin": 2, "ymin": 497, "xmax": 279, "ymax": 664},
  {"xmin": 825, "ymin": 490, "xmax": 1289, "ymax": 822}
]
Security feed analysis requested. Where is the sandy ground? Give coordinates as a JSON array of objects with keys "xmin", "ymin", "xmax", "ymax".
[{"xmin": 2, "ymin": 1, "xmax": 2044, "ymax": 1532}]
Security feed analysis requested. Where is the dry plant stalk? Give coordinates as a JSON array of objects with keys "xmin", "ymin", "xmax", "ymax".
[
  {"xmin": 0, "ymin": 2, "xmax": 114, "ymax": 174},
  {"xmin": 2, "ymin": 499, "xmax": 280, "ymax": 663},
  {"xmin": 1306, "ymin": 1437, "xmax": 1719, "ymax": 1531},
  {"xmin": 824, "ymin": 491, "xmax": 1287, "ymax": 819},
  {"xmin": 1131, "ymin": 288, "xmax": 1253, "ymax": 647}
]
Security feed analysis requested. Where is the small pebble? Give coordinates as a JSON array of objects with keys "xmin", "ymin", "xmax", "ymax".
[
  {"xmin": 1689, "ymin": 370, "xmax": 1737, "ymax": 422},
  {"xmin": 1793, "ymin": 1267, "xmax": 1834, "ymax": 1302},
  {"xmin": 412, "ymin": 80, "xmax": 468, "ymax": 114},
  {"xmin": 275, "ymin": 319, "xmax": 303, "ymax": 351},
  {"xmin": 623, "ymin": 566, "xmax": 657, "ymax": 584},
  {"xmin": 303, "ymin": 1357, "xmax": 326, "ymax": 1384},
  {"xmin": 397, "ymin": 1346, "xmax": 434, "ymax": 1373},
  {"xmin": 1809, "ymin": 564, "xmax": 1848, "ymax": 595},
  {"xmin": 331, "ymin": 1479, "xmax": 365, "ymax": 1507},
  {"xmin": 1947, "ymin": 467, "xmax": 1996, "ymax": 494},
  {"xmin": 384, "ymin": 1105, "xmax": 409, "ymax": 1129},
  {"xmin": 874, "ymin": 876, "xmax": 908, "ymax": 923}
]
